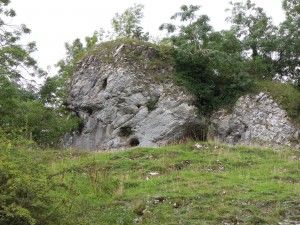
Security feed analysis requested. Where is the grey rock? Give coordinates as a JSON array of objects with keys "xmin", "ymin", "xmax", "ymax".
[
  {"xmin": 209, "ymin": 92, "xmax": 300, "ymax": 147},
  {"xmin": 64, "ymin": 43, "xmax": 203, "ymax": 150}
]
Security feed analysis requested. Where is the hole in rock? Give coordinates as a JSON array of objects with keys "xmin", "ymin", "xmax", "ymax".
[
  {"xmin": 102, "ymin": 78, "xmax": 108, "ymax": 89},
  {"xmin": 129, "ymin": 137, "xmax": 140, "ymax": 147},
  {"xmin": 87, "ymin": 107, "xmax": 93, "ymax": 115},
  {"xmin": 77, "ymin": 120, "xmax": 85, "ymax": 134},
  {"xmin": 82, "ymin": 106, "xmax": 94, "ymax": 115}
]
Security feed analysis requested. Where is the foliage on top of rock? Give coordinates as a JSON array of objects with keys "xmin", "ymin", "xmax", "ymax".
[{"xmin": 83, "ymin": 38, "xmax": 174, "ymax": 70}]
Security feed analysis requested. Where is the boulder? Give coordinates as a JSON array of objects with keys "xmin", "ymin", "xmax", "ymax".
[
  {"xmin": 209, "ymin": 92, "xmax": 300, "ymax": 147},
  {"xmin": 64, "ymin": 41, "xmax": 203, "ymax": 150}
]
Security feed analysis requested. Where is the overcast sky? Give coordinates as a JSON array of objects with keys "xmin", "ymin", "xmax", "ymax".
[{"xmin": 10, "ymin": 0, "xmax": 285, "ymax": 76}]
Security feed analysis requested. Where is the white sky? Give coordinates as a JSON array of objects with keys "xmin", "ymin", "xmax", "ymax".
[{"xmin": 10, "ymin": 0, "xmax": 285, "ymax": 75}]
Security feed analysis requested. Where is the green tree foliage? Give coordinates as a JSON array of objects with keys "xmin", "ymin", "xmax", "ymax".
[
  {"xmin": 226, "ymin": 0, "xmax": 277, "ymax": 78},
  {"xmin": 52, "ymin": 38, "xmax": 85, "ymax": 104},
  {"xmin": 0, "ymin": 0, "xmax": 44, "ymax": 81},
  {"xmin": 0, "ymin": 159, "xmax": 50, "ymax": 224},
  {"xmin": 0, "ymin": 76, "xmax": 19, "ymax": 126},
  {"xmin": 0, "ymin": 1, "xmax": 80, "ymax": 148},
  {"xmin": 277, "ymin": 0, "xmax": 300, "ymax": 81},
  {"xmin": 0, "ymin": 76, "xmax": 80, "ymax": 147},
  {"xmin": 112, "ymin": 4, "xmax": 149, "ymax": 40},
  {"xmin": 16, "ymin": 101, "xmax": 81, "ymax": 147},
  {"xmin": 41, "ymin": 32, "xmax": 100, "ymax": 106},
  {"xmin": 39, "ymin": 76, "xmax": 61, "ymax": 104},
  {"xmin": 160, "ymin": 5, "xmax": 252, "ymax": 113},
  {"xmin": 0, "ymin": 134, "xmax": 63, "ymax": 225}
]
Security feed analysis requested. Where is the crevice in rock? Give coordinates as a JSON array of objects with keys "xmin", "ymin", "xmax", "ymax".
[
  {"xmin": 82, "ymin": 106, "xmax": 94, "ymax": 115},
  {"xmin": 91, "ymin": 79, "xmax": 97, "ymax": 89},
  {"xmin": 102, "ymin": 77, "xmax": 108, "ymax": 89},
  {"xmin": 77, "ymin": 120, "xmax": 85, "ymax": 134},
  {"xmin": 233, "ymin": 134, "xmax": 242, "ymax": 143},
  {"xmin": 129, "ymin": 137, "xmax": 140, "ymax": 147}
]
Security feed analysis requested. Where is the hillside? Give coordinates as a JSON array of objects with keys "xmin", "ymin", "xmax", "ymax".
[
  {"xmin": 1, "ymin": 2, "xmax": 300, "ymax": 224},
  {"xmin": 1, "ymin": 141, "xmax": 299, "ymax": 224}
]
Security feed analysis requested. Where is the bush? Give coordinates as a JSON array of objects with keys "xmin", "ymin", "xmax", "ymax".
[
  {"xmin": 174, "ymin": 51, "xmax": 253, "ymax": 114},
  {"xmin": 0, "ymin": 132, "xmax": 60, "ymax": 225}
]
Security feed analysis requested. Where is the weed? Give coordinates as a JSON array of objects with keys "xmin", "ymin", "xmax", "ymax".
[
  {"xmin": 146, "ymin": 99, "xmax": 158, "ymax": 111},
  {"xmin": 119, "ymin": 126, "xmax": 133, "ymax": 137}
]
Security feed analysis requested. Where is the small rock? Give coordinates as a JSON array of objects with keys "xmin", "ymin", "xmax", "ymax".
[
  {"xmin": 149, "ymin": 172, "xmax": 159, "ymax": 176},
  {"xmin": 133, "ymin": 217, "xmax": 142, "ymax": 223},
  {"xmin": 153, "ymin": 197, "xmax": 165, "ymax": 204},
  {"xmin": 173, "ymin": 203, "xmax": 179, "ymax": 208},
  {"xmin": 194, "ymin": 143, "xmax": 203, "ymax": 149}
]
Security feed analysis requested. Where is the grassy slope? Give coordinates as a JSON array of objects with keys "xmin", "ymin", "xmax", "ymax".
[{"xmin": 25, "ymin": 142, "xmax": 300, "ymax": 225}]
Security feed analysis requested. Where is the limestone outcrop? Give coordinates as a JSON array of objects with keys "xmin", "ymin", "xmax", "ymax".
[
  {"xmin": 64, "ymin": 41, "xmax": 203, "ymax": 150},
  {"xmin": 208, "ymin": 92, "xmax": 300, "ymax": 147},
  {"xmin": 63, "ymin": 40, "xmax": 300, "ymax": 150}
]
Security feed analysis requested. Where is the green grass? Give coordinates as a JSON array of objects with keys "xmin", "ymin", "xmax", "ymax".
[
  {"xmin": 85, "ymin": 37, "xmax": 174, "ymax": 66},
  {"xmin": 7, "ymin": 142, "xmax": 300, "ymax": 224}
]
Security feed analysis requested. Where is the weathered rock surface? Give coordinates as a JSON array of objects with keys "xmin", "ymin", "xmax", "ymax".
[
  {"xmin": 64, "ymin": 41, "xmax": 203, "ymax": 150},
  {"xmin": 209, "ymin": 92, "xmax": 300, "ymax": 147}
]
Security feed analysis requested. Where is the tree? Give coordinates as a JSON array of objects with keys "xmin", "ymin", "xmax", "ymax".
[
  {"xmin": 0, "ymin": 75, "xmax": 80, "ymax": 147},
  {"xmin": 160, "ymin": 5, "xmax": 252, "ymax": 113},
  {"xmin": 226, "ymin": 0, "xmax": 277, "ymax": 78},
  {"xmin": 0, "ymin": 0, "xmax": 44, "ymax": 81},
  {"xmin": 41, "ymin": 31, "xmax": 101, "ymax": 106},
  {"xmin": 0, "ymin": 76, "xmax": 19, "ymax": 127},
  {"xmin": 160, "ymin": 5, "xmax": 212, "ymax": 55},
  {"xmin": 276, "ymin": 0, "xmax": 300, "ymax": 81},
  {"xmin": 15, "ymin": 100, "xmax": 81, "ymax": 147},
  {"xmin": 112, "ymin": 4, "xmax": 149, "ymax": 40},
  {"xmin": 47, "ymin": 38, "xmax": 85, "ymax": 104}
]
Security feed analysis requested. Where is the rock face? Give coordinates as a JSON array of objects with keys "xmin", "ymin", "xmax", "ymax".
[
  {"xmin": 209, "ymin": 92, "xmax": 300, "ymax": 147},
  {"xmin": 64, "ymin": 41, "xmax": 203, "ymax": 150}
]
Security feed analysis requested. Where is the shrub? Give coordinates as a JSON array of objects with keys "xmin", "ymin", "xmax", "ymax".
[
  {"xmin": 0, "ymin": 133, "xmax": 61, "ymax": 225},
  {"xmin": 119, "ymin": 126, "xmax": 133, "ymax": 137}
]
